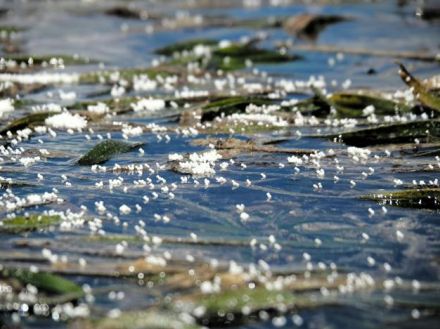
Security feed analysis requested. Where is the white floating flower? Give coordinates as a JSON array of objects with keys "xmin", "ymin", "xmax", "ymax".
[
  {"xmin": 0, "ymin": 98, "xmax": 14, "ymax": 117},
  {"xmin": 119, "ymin": 204, "xmax": 131, "ymax": 215},
  {"xmin": 87, "ymin": 102, "xmax": 109, "ymax": 115}
]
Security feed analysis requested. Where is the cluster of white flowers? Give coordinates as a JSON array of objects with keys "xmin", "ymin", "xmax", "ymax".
[
  {"xmin": 122, "ymin": 125, "xmax": 143, "ymax": 138},
  {"xmin": 168, "ymin": 153, "xmax": 184, "ymax": 161},
  {"xmin": 19, "ymin": 156, "xmax": 41, "ymax": 167},
  {"xmin": 293, "ymin": 112, "xmax": 320, "ymax": 126},
  {"xmin": 246, "ymin": 104, "xmax": 281, "ymax": 114},
  {"xmin": 58, "ymin": 90, "xmax": 77, "ymax": 100},
  {"xmin": 324, "ymin": 117, "xmax": 358, "ymax": 128},
  {"xmin": 45, "ymin": 112, "xmax": 87, "ymax": 129},
  {"xmin": 347, "ymin": 146, "xmax": 371, "ymax": 162},
  {"xmin": 178, "ymin": 150, "xmax": 222, "ymax": 176},
  {"xmin": 242, "ymin": 82, "xmax": 264, "ymax": 93},
  {"xmin": 133, "ymin": 75, "xmax": 158, "ymax": 91},
  {"xmin": 31, "ymin": 103, "xmax": 63, "ymax": 113},
  {"xmin": 145, "ymin": 122, "xmax": 168, "ymax": 132},
  {"xmin": 87, "ymin": 102, "xmax": 109, "ymax": 115},
  {"xmin": 362, "ymin": 105, "xmax": 375, "ymax": 116},
  {"xmin": 193, "ymin": 44, "xmax": 212, "ymax": 57},
  {"xmin": 1, "ymin": 192, "xmax": 60, "ymax": 212},
  {"xmin": 276, "ymin": 76, "xmax": 327, "ymax": 93},
  {"xmin": 287, "ymin": 155, "xmax": 303, "ymax": 166},
  {"xmin": 111, "ymin": 84, "xmax": 125, "ymax": 97},
  {"xmin": 227, "ymin": 113, "xmax": 288, "ymax": 127},
  {"xmin": 131, "ymin": 98, "xmax": 165, "ymax": 112},
  {"xmin": 0, "ymin": 81, "xmax": 13, "ymax": 92},
  {"xmin": 174, "ymin": 89, "xmax": 209, "ymax": 98},
  {"xmin": 393, "ymin": 88, "xmax": 415, "ymax": 104}
]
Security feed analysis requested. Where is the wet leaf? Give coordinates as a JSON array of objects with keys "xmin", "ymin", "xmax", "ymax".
[
  {"xmin": 104, "ymin": 6, "xmax": 154, "ymax": 20},
  {"xmin": 77, "ymin": 140, "xmax": 143, "ymax": 165},
  {"xmin": 1, "ymin": 55, "xmax": 95, "ymax": 73},
  {"xmin": 0, "ymin": 82, "xmax": 45, "ymax": 99},
  {"xmin": 200, "ymin": 96, "xmax": 274, "ymax": 122},
  {"xmin": 69, "ymin": 96, "xmax": 137, "ymax": 113},
  {"xmin": 203, "ymin": 120, "xmax": 284, "ymax": 134},
  {"xmin": 0, "ymin": 178, "xmax": 35, "ymax": 189},
  {"xmin": 86, "ymin": 234, "xmax": 251, "ymax": 247},
  {"xmin": 284, "ymin": 14, "xmax": 348, "ymax": 39},
  {"xmin": 0, "ymin": 214, "xmax": 61, "ymax": 232},
  {"xmin": 398, "ymin": 63, "xmax": 440, "ymax": 112},
  {"xmin": 192, "ymin": 138, "xmax": 315, "ymax": 155},
  {"xmin": 176, "ymin": 287, "xmax": 322, "ymax": 326},
  {"xmin": 199, "ymin": 287, "xmax": 296, "ymax": 312},
  {"xmin": 361, "ymin": 188, "xmax": 440, "ymax": 209},
  {"xmin": 280, "ymin": 96, "xmax": 329, "ymax": 116},
  {"xmin": 296, "ymin": 87, "xmax": 411, "ymax": 118},
  {"xmin": 412, "ymin": 146, "xmax": 440, "ymax": 157},
  {"xmin": 157, "ymin": 40, "xmax": 299, "ymax": 71},
  {"xmin": 179, "ymin": 108, "xmax": 202, "ymax": 126},
  {"xmin": 417, "ymin": 5, "xmax": 440, "ymax": 20},
  {"xmin": 178, "ymin": 287, "xmax": 295, "ymax": 318},
  {"xmin": 0, "ymin": 25, "xmax": 23, "ymax": 38},
  {"xmin": 155, "ymin": 39, "xmax": 218, "ymax": 56},
  {"xmin": 280, "ymin": 41, "xmax": 440, "ymax": 62},
  {"xmin": 79, "ymin": 67, "xmax": 176, "ymax": 85},
  {"xmin": 210, "ymin": 44, "xmax": 299, "ymax": 71},
  {"xmin": 324, "ymin": 120, "xmax": 440, "ymax": 146},
  {"xmin": 231, "ymin": 17, "xmax": 284, "ymax": 29},
  {"xmin": 0, "ymin": 112, "xmax": 57, "ymax": 135},
  {"xmin": 0, "ymin": 267, "xmax": 83, "ymax": 296},
  {"xmin": 329, "ymin": 91, "xmax": 411, "ymax": 117},
  {"xmin": 72, "ymin": 309, "xmax": 202, "ymax": 329},
  {"xmin": 3, "ymin": 54, "xmax": 94, "ymax": 66}
]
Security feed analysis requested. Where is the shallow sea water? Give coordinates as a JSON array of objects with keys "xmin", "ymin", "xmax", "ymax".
[{"xmin": 0, "ymin": 0, "xmax": 439, "ymax": 328}]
